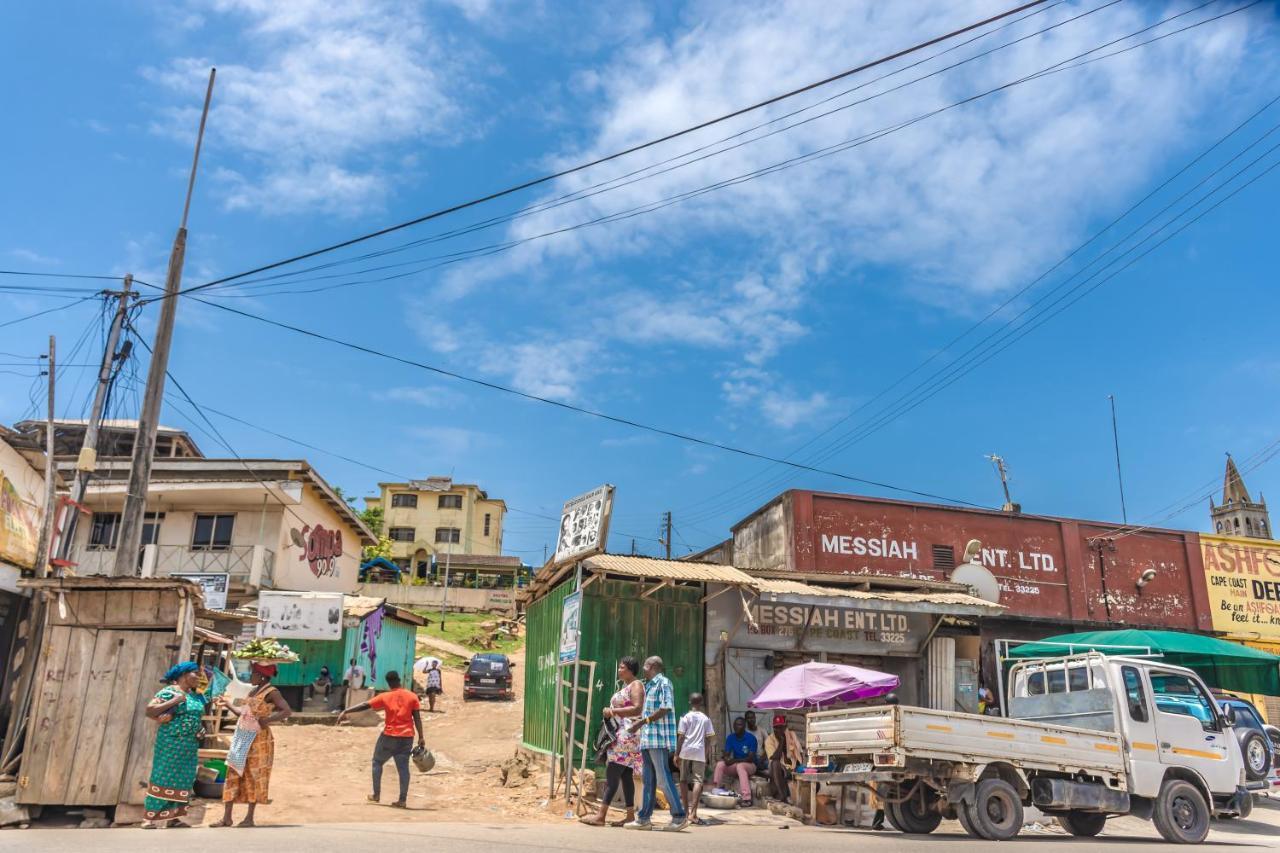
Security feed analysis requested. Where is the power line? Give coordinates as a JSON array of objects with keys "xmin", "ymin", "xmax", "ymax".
[
  {"xmin": 180, "ymin": 292, "xmax": 987, "ymax": 508},
  {"xmin": 151, "ymin": 1, "xmax": 1051, "ymax": 302},
  {"xmin": 194, "ymin": 0, "xmax": 1240, "ymax": 304},
  {"xmin": 0, "ymin": 270, "xmax": 123, "ymax": 282},
  {"xmin": 0, "ymin": 294, "xmax": 101, "ymax": 331},
  {"xmin": 194, "ymin": 0, "xmax": 1078, "ymax": 298}
]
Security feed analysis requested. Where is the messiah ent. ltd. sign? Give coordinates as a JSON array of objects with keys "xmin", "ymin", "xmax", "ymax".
[{"xmin": 750, "ymin": 602, "xmax": 932, "ymax": 653}]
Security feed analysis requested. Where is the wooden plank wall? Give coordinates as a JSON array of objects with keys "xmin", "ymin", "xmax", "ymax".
[
  {"xmin": 118, "ymin": 633, "xmax": 176, "ymax": 805},
  {"xmin": 17, "ymin": 587, "xmax": 191, "ymax": 807},
  {"xmin": 45, "ymin": 588, "xmax": 184, "ymax": 630}
]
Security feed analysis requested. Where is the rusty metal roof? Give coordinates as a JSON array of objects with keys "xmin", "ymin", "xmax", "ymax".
[
  {"xmin": 582, "ymin": 554, "xmax": 759, "ymax": 584},
  {"xmin": 751, "ymin": 578, "xmax": 1002, "ymax": 612}
]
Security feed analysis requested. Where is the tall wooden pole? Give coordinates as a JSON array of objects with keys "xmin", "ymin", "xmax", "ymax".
[
  {"xmin": 114, "ymin": 69, "xmax": 215, "ymax": 576},
  {"xmin": 33, "ymin": 336, "xmax": 56, "ymax": 577}
]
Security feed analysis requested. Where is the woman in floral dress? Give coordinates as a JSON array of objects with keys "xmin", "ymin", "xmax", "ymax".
[
  {"xmin": 142, "ymin": 662, "xmax": 206, "ymax": 828},
  {"xmin": 581, "ymin": 656, "xmax": 646, "ymax": 827}
]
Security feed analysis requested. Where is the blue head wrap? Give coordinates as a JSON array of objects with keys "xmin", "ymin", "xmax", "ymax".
[{"xmin": 162, "ymin": 661, "xmax": 200, "ymax": 683}]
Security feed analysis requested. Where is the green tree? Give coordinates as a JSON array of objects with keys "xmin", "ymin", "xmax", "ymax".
[
  {"xmin": 360, "ymin": 504, "xmax": 384, "ymax": 537},
  {"xmin": 362, "ymin": 535, "xmax": 393, "ymax": 561}
]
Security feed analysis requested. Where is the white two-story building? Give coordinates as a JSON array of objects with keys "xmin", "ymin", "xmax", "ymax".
[{"xmin": 14, "ymin": 420, "xmax": 374, "ymax": 604}]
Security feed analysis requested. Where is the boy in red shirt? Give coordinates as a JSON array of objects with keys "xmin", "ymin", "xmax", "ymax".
[{"xmin": 337, "ymin": 670, "xmax": 424, "ymax": 808}]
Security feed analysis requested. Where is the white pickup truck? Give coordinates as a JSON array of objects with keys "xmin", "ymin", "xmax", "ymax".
[{"xmin": 806, "ymin": 653, "xmax": 1259, "ymax": 843}]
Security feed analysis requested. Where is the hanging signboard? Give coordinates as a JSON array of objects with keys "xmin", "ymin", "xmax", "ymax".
[
  {"xmin": 553, "ymin": 484, "xmax": 614, "ymax": 565},
  {"xmin": 1201, "ymin": 533, "xmax": 1280, "ymax": 639},
  {"xmin": 750, "ymin": 601, "xmax": 934, "ymax": 655},
  {"xmin": 256, "ymin": 590, "xmax": 344, "ymax": 641},
  {"xmin": 559, "ymin": 590, "xmax": 582, "ymax": 664},
  {"xmin": 171, "ymin": 572, "xmax": 231, "ymax": 611}
]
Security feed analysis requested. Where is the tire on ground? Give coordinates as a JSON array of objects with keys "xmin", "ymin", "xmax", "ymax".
[
  {"xmin": 886, "ymin": 785, "xmax": 942, "ymax": 835},
  {"xmin": 955, "ymin": 799, "xmax": 987, "ymax": 839},
  {"xmin": 1152, "ymin": 779, "xmax": 1210, "ymax": 844},
  {"xmin": 969, "ymin": 778, "xmax": 1023, "ymax": 841},
  {"xmin": 1057, "ymin": 810, "xmax": 1107, "ymax": 837}
]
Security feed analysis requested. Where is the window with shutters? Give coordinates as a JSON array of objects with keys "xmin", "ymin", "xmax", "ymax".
[{"xmin": 931, "ymin": 544, "xmax": 956, "ymax": 571}]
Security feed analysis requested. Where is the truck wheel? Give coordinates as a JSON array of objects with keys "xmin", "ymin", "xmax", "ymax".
[
  {"xmin": 956, "ymin": 800, "xmax": 987, "ymax": 838},
  {"xmin": 1152, "ymin": 779, "xmax": 1210, "ymax": 844},
  {"xmin": 970, "ymin": 778, "xmax": 1023, "ymax": 841},
  {"xmin": 1057, "ymin": 810, "xmax": 1107, "ymax": 837},
  {"xmin": 887, "ymin": 786, "xmax": 942, "ymax": 834},
  {"xmin": 1239, "ymin": 730, "xmax": 1270, "ymax": 782}
]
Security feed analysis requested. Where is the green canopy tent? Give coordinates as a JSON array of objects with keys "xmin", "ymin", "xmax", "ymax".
[{"xmin": 1006, "ymin": 628, "xmax": 1280, "ymax": 696}]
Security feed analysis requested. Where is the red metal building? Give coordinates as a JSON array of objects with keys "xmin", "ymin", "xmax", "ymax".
[{"xmin": 730, "ymin": 490, "xmax": 1210, "ymax": 632}]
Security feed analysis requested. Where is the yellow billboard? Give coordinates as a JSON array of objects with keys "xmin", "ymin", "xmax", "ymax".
[{"xmin": 1201, "ymin": 534, "xmax": 1280, "ymax": 640}]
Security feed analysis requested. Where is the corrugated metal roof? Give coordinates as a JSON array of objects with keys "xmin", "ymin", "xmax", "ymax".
[
  {"xmin": 583, "ymin": 554, "xmax": 759, "ymax": 584},
  {"xmin": 751, "ymin": 578, "xmax": 1002, "ymax": 611}
]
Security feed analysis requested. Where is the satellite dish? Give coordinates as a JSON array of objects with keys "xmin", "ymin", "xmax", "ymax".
[{"xmin": 951, "ymin": 562, "xmax": 1000, "ymax": 604}]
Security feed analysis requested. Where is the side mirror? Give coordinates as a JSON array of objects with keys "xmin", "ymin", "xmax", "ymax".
[{"xmin": 1222, "ymin": 705, "xmax": 1237, "ymax": 727}]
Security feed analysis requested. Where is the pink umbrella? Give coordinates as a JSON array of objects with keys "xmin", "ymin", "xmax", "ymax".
[{"xmin": 748, "ymin": 661, "xmax": 899, "ymax": 710}]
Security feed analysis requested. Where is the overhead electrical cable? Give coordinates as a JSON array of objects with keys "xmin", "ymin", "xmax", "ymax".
[
  {"xmin": 148, "ymin": 1, "xmax": 1054, "ymax": 302},
  {"xmin": 194, "ymin": 0, "xmax": 1077, "ymax": 297},
  {"xmin": 196, "ymin": 0, "xmax": 1246, "ymax": 303}
]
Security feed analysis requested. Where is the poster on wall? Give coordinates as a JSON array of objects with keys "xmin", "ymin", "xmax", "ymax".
[
  {"xmin": 171, "ymin": 572, "xmax": 230, "ymax": 610},
  {"xmin": 559, "ymin": 591, "xmax": 582, "ymax": 664},
  {"xmin": 553, "ymin": 484, "xmax": 614, "ymax": 565},
  {"xmin": 256, "ymin": 590, "xmax": 344, "ymax": 640},
  {"xmin": 0, "ymin": 474, "xmax": 40, "ymax": 568},
  {"xmin": 1201, "ymin": 534, "xmax": 1280, "ymax": 639}
]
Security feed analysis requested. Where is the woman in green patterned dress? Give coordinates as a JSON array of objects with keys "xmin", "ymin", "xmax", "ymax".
[{"xmin": 142, "ymin": 662, "xmax": 206, "ymax": 828}]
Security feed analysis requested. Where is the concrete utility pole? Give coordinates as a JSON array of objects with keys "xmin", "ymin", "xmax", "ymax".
[
  {"xmin": 33, "ymin": 337, "xmax": 56, "ymax": 577},
  {"xmin": 661, "ymin": 511, "xmax": 672, "ymax": 560},
  {"xmin": 53, "ymin": 277, "xmax": 134, "ymax": 571},
  {"xmin": 986, "ymin": 454, "xmax": 1019, "ymax": 513},
  {"xmin": 114, "ymin": 69, "xmax": 215, "ymax": 576}
]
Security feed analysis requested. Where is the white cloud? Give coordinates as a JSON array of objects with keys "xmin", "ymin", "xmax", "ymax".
[
  {"xmin": 8, "ymin": 248, "xmax": 59, "ymax": 266},
  {"xmin": 722, "ymin": 366, "xmax": 835, "ymax": 430},
  {"xmin": 145, "ymin": 0, "xmax": 475, "ymax": 215},
  {"xmin": 407, "ymin": 425, "xmax": 492, "ymax": 456},
  {"xmin": 483, "ymin": 337, "xmax": 602, "ymax": 401}
]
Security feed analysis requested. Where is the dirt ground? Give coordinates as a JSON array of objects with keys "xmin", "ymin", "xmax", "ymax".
[{"xmin": 193, "ymin": 647, "xmax": 559, "ymax": 826}]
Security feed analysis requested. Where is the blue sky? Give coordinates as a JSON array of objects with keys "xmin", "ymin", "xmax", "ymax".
[{"xmin": 2, "ymin": 1, "xmax": 1279, "ymax": 561}]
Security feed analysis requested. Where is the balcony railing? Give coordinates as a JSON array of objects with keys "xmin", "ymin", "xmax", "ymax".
[{"xmin": 70, "ymin": 544, "xmax": 275, "ymax": 588}]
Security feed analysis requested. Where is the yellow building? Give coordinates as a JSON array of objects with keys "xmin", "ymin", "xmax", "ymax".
[{"xmin": 366, "ymin": 477, "xmax": 506, "ymax": 576}]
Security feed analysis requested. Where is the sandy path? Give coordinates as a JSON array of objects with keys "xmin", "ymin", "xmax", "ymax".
[{"xmin": 195, "ymin": 648, "xmax": 557, "ymax": 826}]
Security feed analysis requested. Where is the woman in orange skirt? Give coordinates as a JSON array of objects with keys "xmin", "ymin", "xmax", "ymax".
[{"xmin": 213, "ymin": 663, "xmax": 292, "ymax": 827}]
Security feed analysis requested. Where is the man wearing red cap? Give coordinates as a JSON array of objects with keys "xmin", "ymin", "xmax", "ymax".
[{"xmin": 764, "ymin": 713, "xmax": 804, "ymax": 805}]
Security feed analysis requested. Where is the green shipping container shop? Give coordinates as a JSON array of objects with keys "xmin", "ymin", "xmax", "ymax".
[{"xmin": 522, "ymin": 556, "xmax": 719, "ymax": 756}]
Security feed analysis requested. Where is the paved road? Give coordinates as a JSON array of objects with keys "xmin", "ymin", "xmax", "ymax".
[{"xmin": 5, "ymin": 818, "xmax": 1279, "ymax": 852}]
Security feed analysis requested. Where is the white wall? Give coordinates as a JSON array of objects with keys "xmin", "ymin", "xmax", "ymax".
[{"xmin": 273, "ymin": 484, "xmax": 362, "ymax": 594}]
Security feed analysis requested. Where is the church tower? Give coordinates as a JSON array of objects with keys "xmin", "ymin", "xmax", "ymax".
[{"xmin": 1210, "ymin": 454, "xmax": 1272, "ymax": 539}]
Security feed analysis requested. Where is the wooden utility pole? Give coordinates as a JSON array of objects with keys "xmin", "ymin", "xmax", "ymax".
[
  {"xmin": 53, "ymin": 277, "xmax": 134, "ymax": 571},
  {"xmin": 33, "ymin": 337, "xmax": 56, "ymax": 578},
  {"xmin": 114, "ymin": 69, "xmax": 215, "ymax": 576},
  {"xmin": 661, "ymin": 511, "xmax": 672, "ymax": 560}
]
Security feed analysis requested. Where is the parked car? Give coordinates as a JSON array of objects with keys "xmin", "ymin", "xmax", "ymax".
[
  {"xmin": 1212, "ymin": 692, "xmax": 1273, "ymax": 790},
  {"xmin": 463, "ymin": 653, "xmax": 515, "ymax": 701}
]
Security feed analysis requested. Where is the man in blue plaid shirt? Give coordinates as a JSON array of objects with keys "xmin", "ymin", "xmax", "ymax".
[{"xmin": 624, "ymin": 656, "xmax": 687, "ymax": 831}]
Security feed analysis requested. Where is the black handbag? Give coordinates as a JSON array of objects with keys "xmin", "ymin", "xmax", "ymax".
[{"xmin": 593, "ymin": 716, "xmax": 620, "ymax": 764}]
